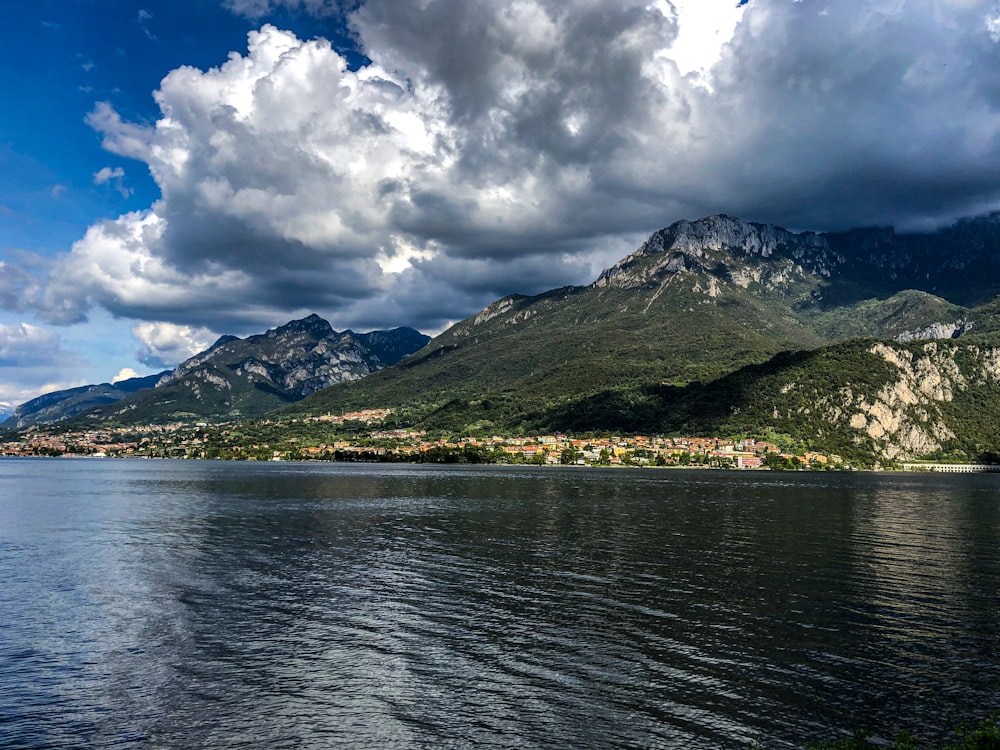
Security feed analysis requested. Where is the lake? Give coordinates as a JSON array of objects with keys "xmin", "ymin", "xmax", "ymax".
[{"xmin": 1, "ymin": 459, "xmax": 997, "ymax": 748}]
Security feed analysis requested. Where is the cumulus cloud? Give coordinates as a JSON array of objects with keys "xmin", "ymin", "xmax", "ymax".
[
  {"xmin": 132, "ymin": 321, "xmax": 218, "ymax": 368},
  {"xmin": 23, "ymin": 0, "xmax": 1000, "ymax": 337}
]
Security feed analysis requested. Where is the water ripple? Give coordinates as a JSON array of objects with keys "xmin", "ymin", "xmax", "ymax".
[{"xmin": 1, "ymin": 460, "xmax": 998, "ymax": 748}]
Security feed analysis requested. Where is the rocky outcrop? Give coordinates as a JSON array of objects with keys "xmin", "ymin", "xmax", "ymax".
[
  {"xmin": 895, "ymin": 320, "xmax": 972, "ymax": 342},
  {"xmin": 830, "ymin": 341, "xmax": 1000, "ymax": 460}
]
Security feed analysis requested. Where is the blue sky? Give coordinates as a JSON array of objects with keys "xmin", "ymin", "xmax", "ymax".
[
  {"xmin": 1, "ymin": 0, "xmax": 360, "ymax": 405},
  {"xmin": 0, "ymin": 1, "xmax": 349, "ymax": 256},
  {"xmin": 4, "ymin": 0, "xmax": 1000, "ymax": 410}
]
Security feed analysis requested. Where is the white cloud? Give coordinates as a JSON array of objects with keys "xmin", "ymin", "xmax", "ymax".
[
  {"xmin": 987, "ymin": 10, "xmax": 1000, "ymax": 41},
  {"xmin": 19, "ymin": 0, "xmax": 1000, "ymax": 340},
  {"xmin": 661, "ymin": 0, "xmax": 747, "ymax": 80},
  {"xmin": 0, "ymin": 309, "xmax": 157, "ymax": 408},
  {"xmin": 93, "ymin": 166, "xmax": 133, "ymax": 198},
  {"xmin": 111, "ymin": 367, "xmax": 142, "ymax": 383},
  {"xmin": 132, "ymin": 321, "xmax": 218, "ymax": 368},
  {"xmin": 137, "ymin": 9, "xmax": 158, "ymax": 42},
  {"xmin": 93, "ymin": 166, "xmax": 124, "ymax": 184}
]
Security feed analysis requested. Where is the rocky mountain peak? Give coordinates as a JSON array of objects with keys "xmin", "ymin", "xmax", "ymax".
[
  {"xmin": 45, "ymin": 314, "xmax": 432, "ymax": 425},
  {"xmin": 209, "ymin": 334, "xmax": 240, "ymax": 351},
  {"xmin": 594, "ymin": 215, "xmax": 836, "ymax": 291},
  {"xmin": 268, "ymin": 313, "xmax": 334, "ymax": 338}
]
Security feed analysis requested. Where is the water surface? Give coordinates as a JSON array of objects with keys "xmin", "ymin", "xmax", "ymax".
[{"xmin": 1, "ymin": 459, "xmax": 997, "ymax": 748}]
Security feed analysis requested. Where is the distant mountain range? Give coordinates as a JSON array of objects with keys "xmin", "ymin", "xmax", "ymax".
[
  {"xmin": 3, "ymin": 317, "xmax": 429, "ymax": 428},
  {"xmin": 284, "ymin": 214, "xmax": 1000, "ymax": 463},
  {"xmin": 3, "ymin": 371, "xmax": 170, "ymax": 430},
  {"xmin": 15, "ymin": 213, "xmax": 1000, "ymax": 464}
]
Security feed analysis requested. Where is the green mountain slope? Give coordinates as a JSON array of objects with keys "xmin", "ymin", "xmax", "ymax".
[
  {"xmin": 806, "ymin": 290, "xmax": 967, "ymax": 341},
  {"xmin": 289, "ymin": 215, "xmax": 996, "ymax": 428},
  {"xmin": 529, "ymin": 336, "xmax": 1000, "ymax": 465}
]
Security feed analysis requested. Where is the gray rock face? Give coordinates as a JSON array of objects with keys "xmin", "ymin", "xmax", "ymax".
[
  {"xmin": 895, "ymin": 321, "xmax": 972, "ymax": 342},
  {"xmin": 594, "ymin": 215, "xmax": 842, "ymax": 293},
  {"xmin": 827, "ymin": 340, "xmax": 1000, "ymax": 461}
]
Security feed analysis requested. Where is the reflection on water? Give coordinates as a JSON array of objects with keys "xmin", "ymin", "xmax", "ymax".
[{"xmin": 0, "ymin": 460, "xmax": 998, "ymax": 748}]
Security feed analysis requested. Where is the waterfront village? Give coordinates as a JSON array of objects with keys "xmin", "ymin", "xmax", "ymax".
[{"xmin": 1, "ymin": 407, "xmax": 843, "ymax": 469}]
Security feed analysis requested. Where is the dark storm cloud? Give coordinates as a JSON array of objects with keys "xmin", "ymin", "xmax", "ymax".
[{"xmin": 673, "ymin": 0, "xmax": 1000, "ymax": 230}]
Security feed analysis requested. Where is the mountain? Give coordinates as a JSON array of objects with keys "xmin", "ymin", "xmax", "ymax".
[
  {"xmin": 84, "ymin": 316, "xmax": 429, "ymax": 425},
  {"xmin": 2, "ymin": 371, "xmax": 169, "ymax": 430},
  {"xmin": 527, "ymin": 336, "xmax": 1000, "ymax": 465},
  {"xmin": 288, "ymin": 214, "xmax": 1000, "ymax": 433},
  {"xmin": 355, "ymin": 328, "xmax": 434, "ymax": 367}
]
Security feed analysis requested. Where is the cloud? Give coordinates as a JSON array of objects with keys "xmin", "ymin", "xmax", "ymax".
[
  {"xmin": 0, "ymin": 253, "xmax": 47, "ymax": 313},
  {"xmin": 23, "ymin": 0, "xmax": 1000, "ymax": 337},
  {"xmin": 93, "ymin": 166, "xmax": 125, "ymax": 184},
  {"xmin": 93, "ymin": 166, "xmax": 133, "ymax": 198},
  {"xmin": 0, "ymin": 321, "xmax": 85, "ymax": 405},
  {"xmin": 111, "ymin": 367, "xmax": 142, "ymax": 383},
  {"xmin": 137, "ymin": 9, "xmax": 158, "ymax": 42},
  {"xmin": 0, "ymin": 314, "xmax": 145, "ymax": 407},
  {"xmin": 657, "ymin": 0, "xmax": 747, "ymax": 79},
  {"xmin": 0, "ymin": 322, "xmax": 61, "ymax": 367},
  {"xmin": 222, "ymin": 0, "xmax": 345, "ymax": 19},
  {"xmin": 132, "ymin": 321, "xmax": 218, "ymax": 368}
]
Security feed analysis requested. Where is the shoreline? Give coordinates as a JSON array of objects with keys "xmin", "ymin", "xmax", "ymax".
[{"xmin": 4, "ymin": 453, "xmax": 1000, "ymax": 474}]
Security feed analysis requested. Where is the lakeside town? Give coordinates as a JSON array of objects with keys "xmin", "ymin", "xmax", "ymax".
[
  {"xmin": 6, "ymin": 406, "xmax": 1000, "ymax": 471},
  {"xmin": 2, "ymin": 407, "xmax": 843, "ymax": 469}
]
